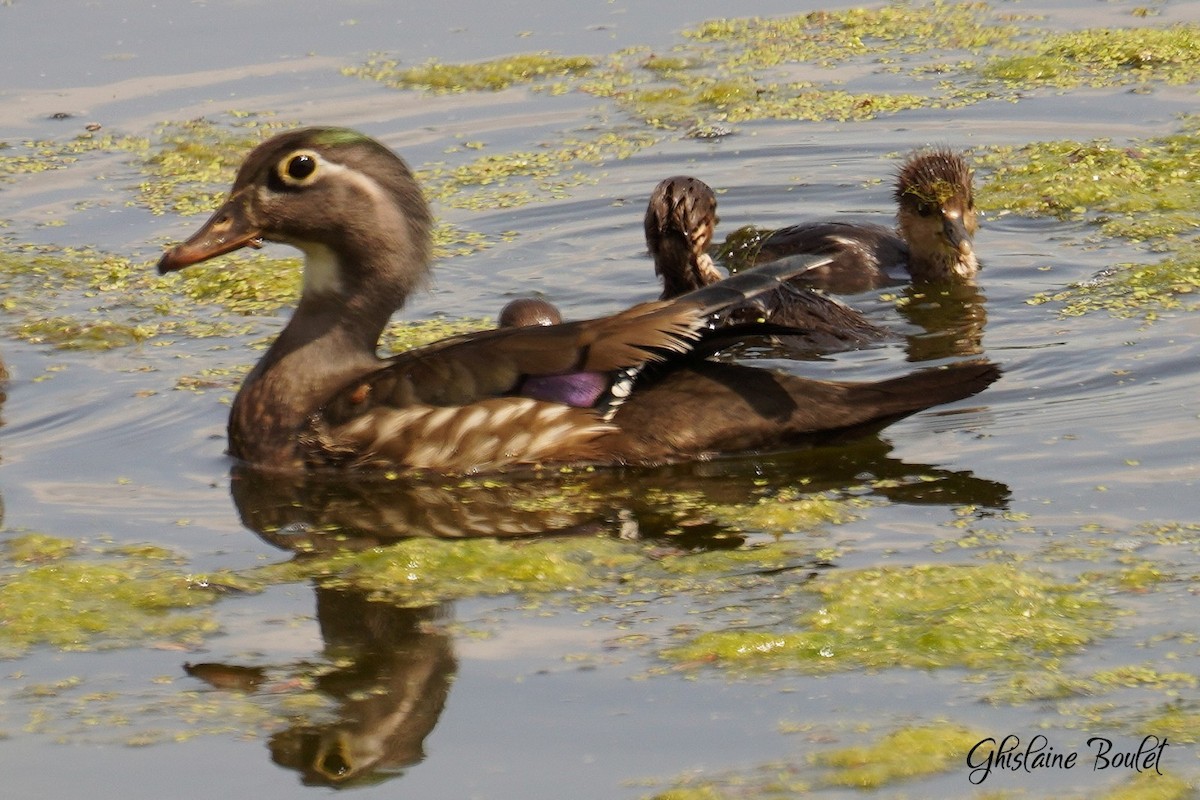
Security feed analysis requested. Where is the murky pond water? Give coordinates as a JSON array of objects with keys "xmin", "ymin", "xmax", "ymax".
[{"xmin": 4, "ymin": 0, "xmax": 1200, "ymax": 798}]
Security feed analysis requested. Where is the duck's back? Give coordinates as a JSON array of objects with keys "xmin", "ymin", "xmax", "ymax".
[
  {"xmin": 606, "ymin": 359, "xmax": 1000, "ymax": 464},
  {"xmin": 754, "ymin": 221, "xmax": 909, "ymax": 294}
]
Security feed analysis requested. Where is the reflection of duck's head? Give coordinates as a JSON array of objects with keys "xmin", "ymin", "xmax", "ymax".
[
  {"xmin": 893, "ymin": 148, "xmax": 978, "ymax": 283},
  {"xmin": 497, "ymin": 297, "xmax": 562, "ymax": 328},
  {"xmin": 267, "ymin": 596, "xmax": 456, "ymax": 787},
  {"xmin": 644, "ymin": 176, "xmax": 724, "ymax": 299}
]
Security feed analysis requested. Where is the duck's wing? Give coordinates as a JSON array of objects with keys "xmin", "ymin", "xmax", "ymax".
[{"xmin": 307, "ymin": 255, "xmax": 832, "ymax": 471}]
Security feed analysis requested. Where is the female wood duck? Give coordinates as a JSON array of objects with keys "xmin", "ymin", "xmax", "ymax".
[
  {"xmin": 645, "ymin": 175, "xmax": 886, "ymax": 350},
  {"xmin": 157, "ymin": 128, "xmax": 999, "ymax": 474},
  {"xmin": 748, "ymin": 148, "xmax": 979, "ymax": 293}
]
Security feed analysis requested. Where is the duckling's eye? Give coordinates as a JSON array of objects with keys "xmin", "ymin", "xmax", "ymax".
[
  {"xmin": 916, "ymin": 202, "xmax": 935, "ymax": 217},
  {"xmin": 277, "ymin": 150, "xmax": 320, "ymax": 186}
]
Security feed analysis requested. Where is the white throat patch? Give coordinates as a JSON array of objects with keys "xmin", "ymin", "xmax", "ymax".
[{"xmin": 300, "ymin": 242, "xmax": 345, "ymax": 296}]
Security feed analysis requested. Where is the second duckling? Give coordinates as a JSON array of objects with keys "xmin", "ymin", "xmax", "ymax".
[{"xmin": 749, "ymin": 148, "xmax": 979, "ymax": 293}]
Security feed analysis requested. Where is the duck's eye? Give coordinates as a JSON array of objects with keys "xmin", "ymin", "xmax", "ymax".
[
  {"xmin": 277, "ymin": 151, "xmax": 319, "ymax": 186},
  {"xmin": 916, "ymin": 202, "xmax": 935, "ymax": 217}
]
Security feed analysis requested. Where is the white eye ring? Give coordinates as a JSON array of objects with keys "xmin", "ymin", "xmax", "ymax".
[{"xmin": 277, "ymin": 150, "xmax": 321, "ymax": 187}]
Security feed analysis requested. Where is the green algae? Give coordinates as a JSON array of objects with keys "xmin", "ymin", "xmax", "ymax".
[
  {"xmin": 137, "ymin": 116, "xmax": 292, "ymax": 216},
  {"xmin": 813, "ymin": 723, "xmax": 983, "ymax": 788},
  {"xmin": 978, "ymin": 132, "xmax": 1200, "ymax": 235},
  {"xmin": 417, "ymin": 130, "xmax": 659, "ymax": 210},
  {"xmin": 644, "ymin": 723, "xmax": 981, "ymax": 798},
  {"xmin": 1091, "ymin": 665, "xmax": 1198, "ymax": 692},
  {"xmin": 978, "ymin": 118, "xmax": 1200, "ymax": 317},
  {"xmin": 1100, "ymin": 772, "xmax": 1196, "ymax": 800},
  {"xmin": 983, "ymin": 25, "xmax": 1200, "ymax": 89},
  {"xmin": 343, "ymin": 52, "xmax": 597, "ymax": 92},
  {"xmin": 3, "ymin": 533, "xmax": 76, "ymax": 563},
  {"xmin": 165, "ymin": 253, "xmax": 302, "ymax": 315},
  {"xmin": 711, "ymin": 490, "xmax": 866, "ymax": 533},
  {"xmin": 0, "ymin": 130, "xmax": 147, "ymax": 180},
  {"xmin": 380, "ymin": 315, "xmax": 493, "ymax": 353},
  {"xmin": 1028, "ymin": 254, "xmax": 1200, "ymax": 319},
  {"xmin": 0, "ymin": 534, "xmax": 219, "ymax": 659},
  {"xmin": 987, "ymin": 662, "xmax": 1199, "ymax": 706},
  {"xmin": 1141, "ymin": 706, "xmax": 1200, "ymax": 744},
  {"xmin": 206, "ymin": 535, "xmax": 642, "ymax": 607},
  {"xmin": 348, "ymin": 1, "xmax": 1040, "ymax": 135},
  {"xmin": 14, "ymin": 317, "xmax": 155, "ymax": 350},
  {"xmin": 662, "ymin": 563, "xmax": 1111, "ymax": 672}
]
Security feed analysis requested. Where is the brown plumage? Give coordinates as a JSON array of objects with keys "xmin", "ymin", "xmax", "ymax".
[
  {"xmin": 157, "ymin": 128, "xmax": 999, "ymax": 474},
  {"xmin": 645, "ymin": 175, "xmax": 886, "ymax": 351},
  {"xmin": 749, "ymin": 148, "xmax": 979, "ymax": 293}
]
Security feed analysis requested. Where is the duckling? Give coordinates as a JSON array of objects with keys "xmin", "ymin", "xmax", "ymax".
[
  {"xmin": 645, "ymin": 175, "xmax": 886, "ymax": 351},
  {"xmin": 749, "ymin": 148, "xmax": 978, "ymax": 293},
  {"xmin": 157, "ymin": 128, "xmax": 998, "ymax": 474},
  {"xmin": 498, "ymin": 297, "xmax": 562, "ymax": 328}
]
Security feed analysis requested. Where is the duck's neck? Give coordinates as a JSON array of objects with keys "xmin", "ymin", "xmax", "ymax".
[
  {"xmin": 655, "ymin": 237, "xmax": 723, "ymax": 300},
  {"xmin": 229, "ymin": 247, "xmax": 402, "ymax": 468},
  {"xmin": 908, "ymin": 246, "xmax": 978, "ymax": 282}
]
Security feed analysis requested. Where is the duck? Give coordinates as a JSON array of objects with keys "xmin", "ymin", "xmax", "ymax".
[
  {"xmin": 156, "ymin": 127, "xmax": 999, "ymax": 474},
  {"xmin": 746, "ymin": 148, "xmax": 979, "ymax": 294},
  {"xmin": 498, "ymin": 297, "xmax": 562, "ymax": 328},
  {"xmin": 645, "ymin": 175, "xmax": 886, "ymax": 351}
]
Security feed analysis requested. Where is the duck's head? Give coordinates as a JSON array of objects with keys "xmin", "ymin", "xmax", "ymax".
[
  {"xmin": 644, "ymin": 176, "xmax": 724, "ymax": 299},
  {"xmin": 893, "ymin": 148, "xmax": 978, "ymax": 281},
  {"xmin": 157, "ymin": 127, "xmax": 433, "ymax": 306},
  {"xmin": 498, "ymin": 297, "xmax": 562, "ymax": 328}
]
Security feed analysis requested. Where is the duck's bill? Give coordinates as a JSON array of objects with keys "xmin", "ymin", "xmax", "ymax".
[
  {"xmin": 942, "ymin": 214, "xmax": 974, "ymax": 257},
  {"xmin": 157, "ymin": 198, "xmax": 264, "ymax": 274}
]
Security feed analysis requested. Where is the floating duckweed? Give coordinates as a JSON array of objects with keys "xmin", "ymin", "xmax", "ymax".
[
  {"xmin": 663, "ymin": 564, "xmax": 1110, "ymax": 671},
  {"xmin": 380, "ymin": 316, "xmax": 493, "ymax": 352},
  {"xmin": 223, "ymin": 536, "xmax": 643, "ymax": 607},
  {"xmin": 3, "ymin": 533, "xmax": 76, "ymax": 564},
  {"xmin": 1091, "ymin": 664, "xmax": 1199, "ymax": 691},
  {"xmin": 343, "ymin": 52, "xmax": 597, "ymax": 92},
  {"xmin": 0, "ymin": 131, "xmax": 147, "ymax": 180},
  {"xmin": 167, "ymin": 254, "xmax": 302, "ymax": 315},
  {"xmin": 15, "ymin": 317, "xmax": 155, "ymax": 350},
  {"xmin": 418, "ymin": 131, "xmax": 658, "ymax": 209},
  {"xmin": 813, "ymin": 723, "xmax": 983, "ymax": 788},
  {"xmin": 137, "ymin": 116, "xmax": 292, "ymax": 216},
  {"xmin": 644, "ymin": 724, "xmax": 981, "ymax": 798},
  {"xmin": 984, "ymin": 25, "xmax": 1200, "ymax": 88},
  {"xmin": 1099, "ymin": 772, "xmax": 1196, "ymax": 800},
  {"xmin": 704, "ymin": 490, "xmax": 869, "ymax": 534},
  {"xmin": 686, "ymin": 2, "xmax": 1025, "ymax": 62},
  {"xmin": 0, "ymin": 536, "xmax": 219, "ymax": 658},
  {"xmin": 1141, "ymin": 707, "xmax": 1200, "ymax": 744},
  {"xmin": 1028, "ymin": 254, "xmax": 1200, "ymax": 318},
  {"xmin": 979, "ymin": 118, "xmax": 1200, "ymax": 316}
]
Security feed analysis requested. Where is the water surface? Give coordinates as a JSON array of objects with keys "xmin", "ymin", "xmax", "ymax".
[{"xmin": 2, "ymin": 1, "xmax": 1200, "ymax": 798}]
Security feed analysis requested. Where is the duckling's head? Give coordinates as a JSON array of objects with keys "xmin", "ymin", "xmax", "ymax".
[
  {"xmin": 158, "ymin": 127, "xmax": 434, "ymax": 306},
  {"xmin": 498, "ymin": 297, "xmax": 563, "ymax": 328},
  {"xmin": 893, "ymin": 148, "xmax": 978, "ymax": 282},
  {"xmin": 644, "ymin": 176, "xmax": 724, "ymax": 299}
]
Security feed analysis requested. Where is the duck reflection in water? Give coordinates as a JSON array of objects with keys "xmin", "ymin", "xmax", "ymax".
[
  {"xmin": 229, "ymin": 428, "xmax": 1010, "ymax": 554},
  {"xmin": 185, "ymin": 590, "xmax": 456, "ymax": 788}
]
